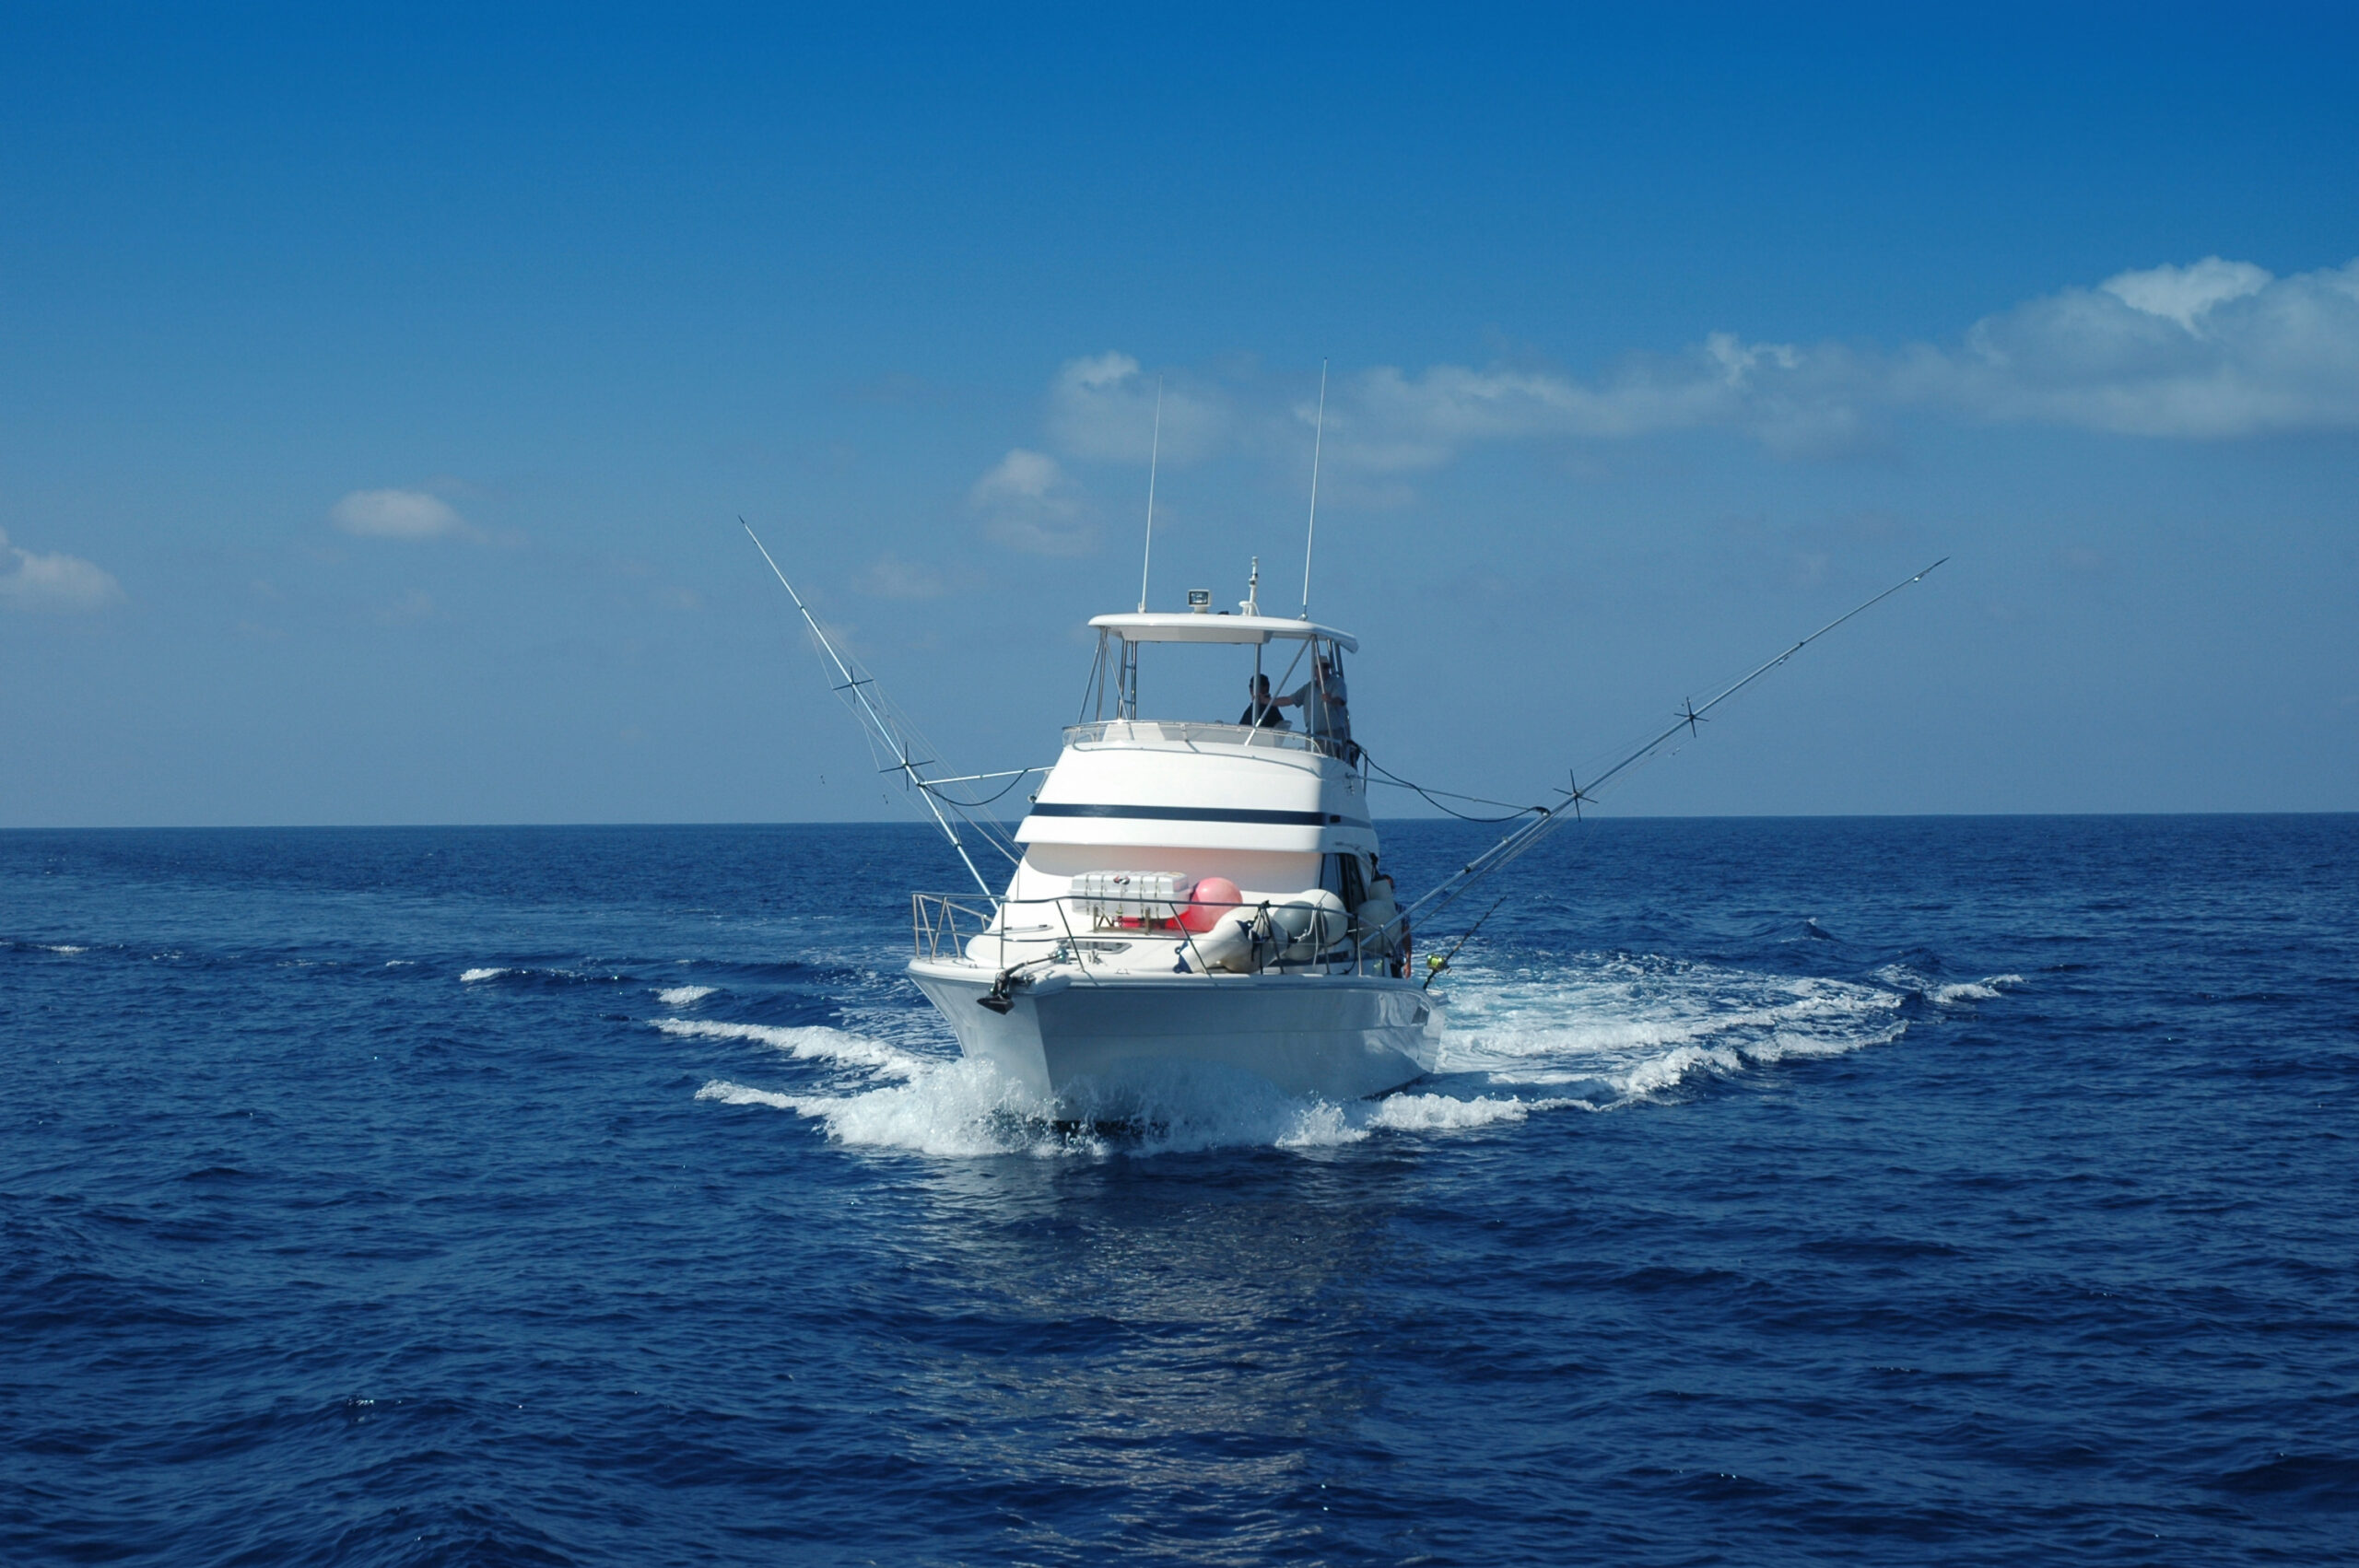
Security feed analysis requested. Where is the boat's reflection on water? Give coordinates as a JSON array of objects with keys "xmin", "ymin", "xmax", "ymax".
[{"xmin": 872, "ymin": 1149, "xmax": 1413, "ymax": 1551}]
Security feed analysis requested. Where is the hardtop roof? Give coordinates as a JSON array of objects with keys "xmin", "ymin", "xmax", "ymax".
[{"xmin": 1087, "ymin": 612, "xmax": 1357, "ymax": 652}]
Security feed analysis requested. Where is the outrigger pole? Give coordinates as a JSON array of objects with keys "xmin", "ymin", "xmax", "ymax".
[
  {"xmin": 1398, "ymin": 558, "xmax": 1950, "ymax": 931},
  {"xmin": 742, "ymin": 520, "xmax": 1009, "ymax": 898},
  {"xmin": 1299, "ymin": 360, "xmax": 1327, "ymax": 620}
]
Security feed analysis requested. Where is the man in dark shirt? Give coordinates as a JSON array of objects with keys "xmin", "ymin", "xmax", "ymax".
[{"xmin": 1238, "ymin": 673, "xmax": 1287, "ymax": 729}]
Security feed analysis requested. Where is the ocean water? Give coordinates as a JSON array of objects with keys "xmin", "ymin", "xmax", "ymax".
[{"xmin": 3, "ymin": 815, "xmax": 2354, "ymax": 1566}]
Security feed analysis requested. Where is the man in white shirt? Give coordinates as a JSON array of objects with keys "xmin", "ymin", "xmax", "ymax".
[{"xmin": 1276, "ymin": 655, "xmax": 1350, "ymax": 747}]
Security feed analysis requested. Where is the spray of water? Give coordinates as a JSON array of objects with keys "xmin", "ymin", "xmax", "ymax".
[{"xmin": 675, "ymin": 954, "xmax": 2023, "ymax": 1158}]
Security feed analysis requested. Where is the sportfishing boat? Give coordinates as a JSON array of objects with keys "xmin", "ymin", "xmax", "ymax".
[
  {"xmin": 743, "ymin": 407, "xmax": 1942, "ymax": 1113},
  {"xmin": 902, "ymin": 587, "xmax": 1443, "ymax": 1104}
]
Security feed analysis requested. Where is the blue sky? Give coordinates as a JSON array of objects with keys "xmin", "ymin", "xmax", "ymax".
[{"xmin": 4, "ymin": 4, "xmax": 2354, "ymax": 825}]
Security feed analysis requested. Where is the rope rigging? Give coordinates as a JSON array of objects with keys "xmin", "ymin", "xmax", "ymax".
[
  {"xmin": 1358, "ymin": 748, "xmax": 1547, "ymax": 824},
  {"xmin": 920, "ymin": 769, "xmax": 1038, "ymax": 810}
]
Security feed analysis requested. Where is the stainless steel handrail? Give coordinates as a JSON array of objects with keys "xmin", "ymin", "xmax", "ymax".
[
  {"xmin": 910, "ymin": 890, "xmax": 1406, "ymax": 978},
  {"xmin": 1060, "ymin": 720, "xmax": 1359, "ymax": 766}
]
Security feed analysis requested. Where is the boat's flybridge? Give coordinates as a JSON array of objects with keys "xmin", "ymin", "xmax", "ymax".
[{"xmin": 915, "ymin": 595, "xmax": 1409, "ymax": 994}]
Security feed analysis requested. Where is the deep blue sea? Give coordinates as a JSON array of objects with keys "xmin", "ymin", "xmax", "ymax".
[{"xmin": 4, "ymin": 816, "xmax": 2356, "ymax": 1566}]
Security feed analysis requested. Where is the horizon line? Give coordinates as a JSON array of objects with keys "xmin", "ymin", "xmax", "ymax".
[{"xmin": 3, "ymin": 809, "xmax": 2354, "ymax": 833}]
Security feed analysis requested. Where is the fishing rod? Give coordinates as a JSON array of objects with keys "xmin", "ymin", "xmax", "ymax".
[
  {"xmin": 1398, "ymin": 558, "xmax": 1948, "ymax": 933},
  {"xmin": 742, "ymin": 519, "xmax": 1023, "ymax": 898},
  {"xmin": 1421, "ymin": 894, "xmax": 1507, "ymax": 991}
]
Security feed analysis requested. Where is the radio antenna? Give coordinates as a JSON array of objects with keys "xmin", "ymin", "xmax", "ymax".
[
  {"xmin": 1136, "ymin": 378, "xmax": 1163, "ymax": 614},
  {"xmin": 1298, "ymin": 359, "xmax": 1327, "ymax": 619}
]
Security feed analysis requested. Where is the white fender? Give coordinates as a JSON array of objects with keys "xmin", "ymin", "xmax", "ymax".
[
  {"xmin": 1275, "ymin": 889, "xmax": 1348, "ymax": 961},
  {"xmin": 1187, "ymin": 910, "xmax": 1262, "ymax": 974}
]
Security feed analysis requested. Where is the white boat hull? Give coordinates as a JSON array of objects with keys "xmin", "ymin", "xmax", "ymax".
[{"xmin": 908, "ymin": 960, "xmax": 1442, "ymax": 1105}]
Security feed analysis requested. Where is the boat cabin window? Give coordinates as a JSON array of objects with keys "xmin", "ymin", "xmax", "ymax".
[
  {"xmin": 1324, "ymin": 852, "xmax": 1368, "ymax": 911},
  {"xmin": 1079, "ymin": 628, "xmax": 1354, "ymax": 754}
]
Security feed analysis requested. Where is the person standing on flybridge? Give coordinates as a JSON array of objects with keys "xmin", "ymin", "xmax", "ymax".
[
  {"xmin": 1238, "ymin": 674, "xmax": 1289, "ymax": 730},
  {"xmin": 1276, "ymin": 655, "xmax": 1350, "ymax": 746}
]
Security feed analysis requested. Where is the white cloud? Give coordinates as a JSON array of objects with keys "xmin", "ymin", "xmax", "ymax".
[
  {"xmin": 1026, "ymin": 258, "xmax": 2359, "ymax": 491},
  {"xmin": 1045, "ymin": 352, "xmax": 1230, "ymax": 464},
  {"xmin": 0, "ymin": 527, "xmax": 124, "ymax": 612},
  {"xmin": 2099, "ymin": 256, "xmax": 2271, "ymax": 333},
  {"xmin": 1942, "ymin": 256, "xmax": 2359, "ymax": 437},
  {"xmin": 968, "ymin": 449, "xmax": 1097, "ymax": 556},
  {"xmin": 331, "ymin": 488, "xmax": 466, "ymax": 539},
  {"xmin": 1332, "ymin": 254, "xmax": 2359, "ymax": 463},
  {"xmin": 1331, "ymin": 333, "xmax": 1863, "ymax": 468}
]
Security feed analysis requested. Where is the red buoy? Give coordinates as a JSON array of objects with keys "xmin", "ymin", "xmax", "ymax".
[{"xmin": 1180, "ymin": 876, "xmax": 1241, "ymax": 932}]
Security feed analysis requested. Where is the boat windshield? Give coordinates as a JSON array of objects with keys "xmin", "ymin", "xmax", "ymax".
[{"xmin": 1075, "ymin": 625, "xmax": 1356, "ymax": 751}]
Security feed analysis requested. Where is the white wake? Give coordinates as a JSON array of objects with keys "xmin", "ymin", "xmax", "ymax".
[{"xmin": 669, "ymin": 952, "xmax": 2019, "ymax": 1158}]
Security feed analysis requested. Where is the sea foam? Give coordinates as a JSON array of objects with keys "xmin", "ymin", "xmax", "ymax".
[
  {"xmin": 654, "ymin": 1016, "xmax": 925, "ymax": 1079},
  {"xmin": 1872, "ymin": 965, "xmax": 2029, "ymax": 1006},
  {"xmin": 1440, "ymin": 957, "xmax": 1907, "ymax": 1100},
  {"xmin": 674, "ymin": 948, "xmax": 1942, "ymax": 1157}
]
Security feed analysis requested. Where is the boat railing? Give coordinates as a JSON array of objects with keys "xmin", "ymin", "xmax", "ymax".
[
  {"xmin": 1061, "ymin": 720, "xmax": 1360, "ymax": 767},
  {"xmin": 910, "ymin": 892, "xmax": 1005, "ymax": 963},
  {"xmin": 911, "ymin": 890, "xmax": 1406, "ymax": 979}
]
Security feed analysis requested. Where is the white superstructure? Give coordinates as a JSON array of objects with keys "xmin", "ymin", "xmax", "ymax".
[{"xmin": 907, "ymin": 597, "xmax": 1442, "ymax": 1104}]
